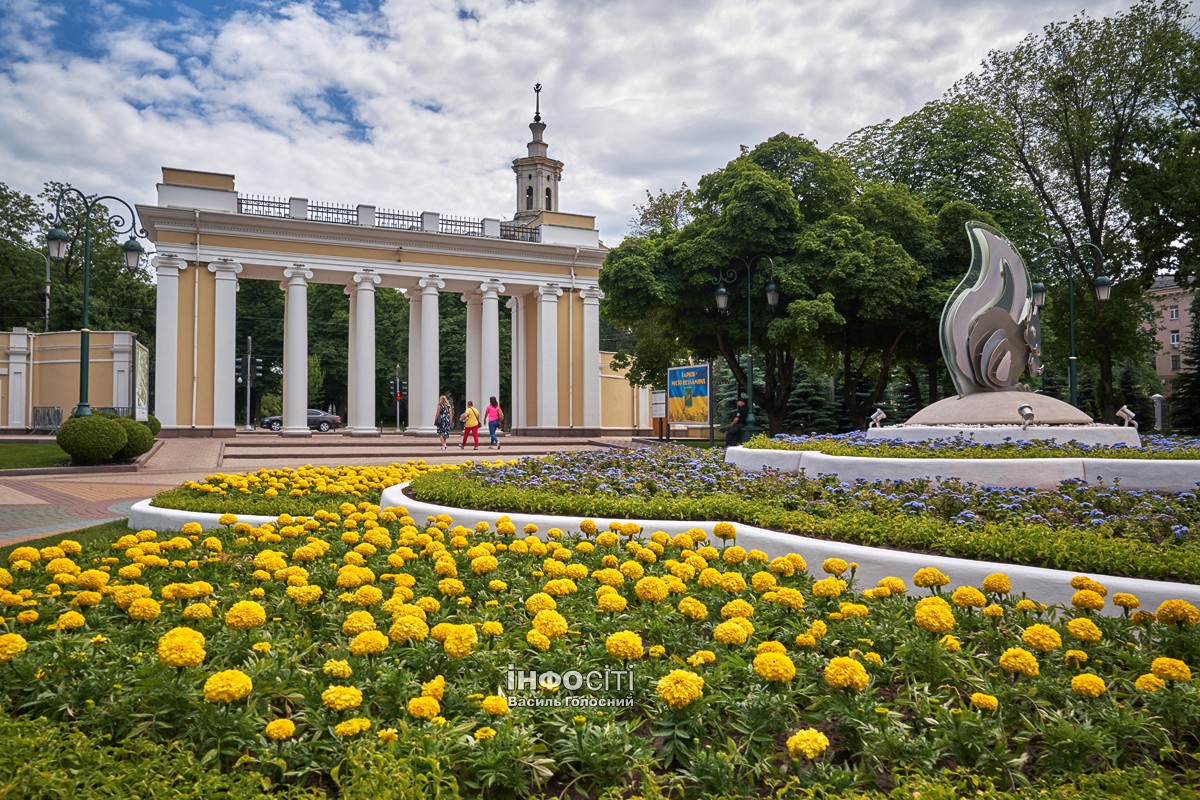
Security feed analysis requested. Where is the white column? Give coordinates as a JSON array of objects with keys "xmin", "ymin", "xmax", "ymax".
[
  {"xmin": 349, "ymin": 269, "xmax": 381, "ymax": 436},
  {"xmin": 536, "ymin": 283, "xmax": 562, "ymax": 429},
  {"xmin": 345, "ymin": 285, "xmax": 357, "ymax": 430},
  {"xmin": 152, "ymin": 254, "xmax": 185, "ymax": 429},
  {"xmin": 5, "ymin": 330, "xmax": 28, "ymax": 431},
  {"xmin": 208, "ymin": 259, "xmax": 242, "ymax": 432},
  {"xmin": 463, "ymin": 292, "xmax": 482, "ymax": 407},
  {"xmin": 281, "ymin": 265, "xmax": 313, "ymax": 436},
  {"xmin": 480, "ymin": 280, "xmax": 505, "ymax": 408},
  {"xmin": 407, "ymin": 290, "xmax": 424, "ymax": 432},
  {"xmin": 418, "ymin": 276, "xmax": 445, "ymax": 435},
  {"xmin": 507, "ymin": 296, "xmax": 523, "ymax": 431},
  {"xmin": 580, "ymin": 285, "xmax": 605, "ymax": 430}
]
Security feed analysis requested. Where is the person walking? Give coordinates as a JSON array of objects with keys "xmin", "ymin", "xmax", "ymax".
[
  {"xmin": 725, "ymin": 398, "xmax": 747, "ymax": 447},
  {"xmin": 435, "ymin": 395, "xmax": 453, "ymax": 450},
  {"xmin": 459, "ymin": 400, "xmax": 481, "ymax": 450},
  {"xmin": 484, "ymin": 396, "xmax": 504, "ymax": 449}
]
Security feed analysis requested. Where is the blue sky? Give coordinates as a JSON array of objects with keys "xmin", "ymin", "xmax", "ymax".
[{"xmin": 1, "ymin": 0, "xmax": 1134, "ymax": 244}]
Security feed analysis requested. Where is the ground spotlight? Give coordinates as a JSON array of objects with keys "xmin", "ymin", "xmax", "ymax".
[
  {"xmin": 1018, "ymin": 404, "xmax": 1035, "ymax": 431},
  {"xmin": 869, "ymin": 408, "xmax": 886, "ymax": 429},
  {"xmin": 1116, "ymin": 405, "xmax": 1138, "ymax": 428}
]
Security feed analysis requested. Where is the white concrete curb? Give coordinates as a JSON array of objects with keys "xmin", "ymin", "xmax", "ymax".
[
  {"xmin": 127, "ymin": 488, "xmax": 1200, "ymax": 617},
  {"xmin": 725, "ymin": 447, "xmax": 1200, "ymax": 492}
]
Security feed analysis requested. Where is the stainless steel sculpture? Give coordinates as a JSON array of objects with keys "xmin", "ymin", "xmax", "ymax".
[{"xmin": 940, "ymin": 221, "xmax": 1041, "ymax": 396}]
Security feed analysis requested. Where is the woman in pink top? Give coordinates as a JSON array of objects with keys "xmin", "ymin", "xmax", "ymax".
[{"xmin": 484, "ymin": 396, "xmax": 504, "ymax": 449}]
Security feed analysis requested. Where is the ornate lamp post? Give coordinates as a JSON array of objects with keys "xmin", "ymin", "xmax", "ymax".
[
  {"xmin": 713, "ymin": 255, "xmax": 779, "ymax": 441},
  {"xmin": 46, "ymin": 189, "xmax": 146, "ymax": 417},
  {"xmin": 1034, "ymin": 243, "xmax": 1111, "ymax": 408}
]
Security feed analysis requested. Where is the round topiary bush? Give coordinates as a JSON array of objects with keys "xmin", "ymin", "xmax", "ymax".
[
  {"xmin": 146, "ymin": 414, "xmax": 161, "ymax": 436},
  {"xmin": 113, "ymin": 416, "xmax": 155, "ymax": 462},
  {"xmin": 55, "ymin": 414, "xmax": 127, "ymax": 465}
]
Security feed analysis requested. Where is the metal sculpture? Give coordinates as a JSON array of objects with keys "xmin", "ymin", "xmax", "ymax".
[{"xmin": 940, "ymin": 222, "xmax": 1041, "ymax": 397}]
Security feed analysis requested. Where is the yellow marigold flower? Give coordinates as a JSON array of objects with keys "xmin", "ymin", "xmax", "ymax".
[
  {"xmin": 525, "ymin": 593, "xmax": 556, "ymax": 614},
  {"xmin": 634, "ymin": 576, "xmax": 668, "ymax": 603},
  {"xmin": 323, "ymin": 685, "xmax": 363, "ymax": 711},
  {"xmin": 1064, "ymin": 649, "xmax": 1088, "ymax": 667},
  {"xmin": 437, "ymin": 578, "xmax": 464, "ymax": 597},
  {"xmin": 862, "ymin": 651, "xmax": 882, "ymax": 665},
  {"xmin": 839, "ymin": 602, "xmax": 869, "ymax": 619},
  {"xmin": 981, "ymin": 573, "xmax": 1011, "ymax": 595},
  {"xmin": 786, "ymin": 728, "xmax": 829, "ymax": 759},
  {"xmin": 389, "ymin": 615, "xmax": 430, "ymax": 644},
  {"xmin": 951, "ymin": 586, "xmax": 987, "ymax": 608},
  {"xmin": 1131, "ymin": 610, "xmax": 1157, "ymax": 625},
  {"xmin": 72, "ymin": 591, "xmax": 102, "ymax": 608},
  {"xmin": 970, "ymin": 693, "xmax": 998, "ymax": 711},
  {"xmin": 720, "ymin": 599, "xmax": 755, "ymax": 619},
  {"xmin": 53, "ymin": 610, "xmax": 86, "ymax": 631},
  {"xmin": 999, "ymin": 647, "xmax": 1040, "ymax": 677},
  {"xmin": 349, "ymin": 630, "xmax": 388, "ymax": 656},
  {"xmin": 687, "ymin": 649, "xmax": 717, "ymax": 667},
  {"xmin": 824, "ymin": 656, "xmax": 869, "ymax": 692},
  {"xmin": 156, "ymin": 627, "xmax": 206, "ymax": 668},
  {"xmin": 913, "ymin": 567, "xmax": 950, "ymax": 588},
  {"xmin": 1151, "ymin": 657, "xmax": 1192, "ymax": 682},
  {"xmin": 983, "ymin": 604, "xmax": 1004, "ymax": 618},
  {"xmin": 204, "ymin": 669, "xmax": 252, "ymax": 703},
  {"xmin": 1070, "ymin": 576, "xmax": 1107, "ymax": 596},
  {"xmin": 15, "ymin": 611, "xmax": 37, "ymax": 625},
  {"xmin": 422, "ymin": 675, "xmax": 446, "ymax": 700},
  {"xmin": 597, "ymin": 593, "xmax": 627, "ymax": 613},
  {"xmin": 480, "ymin": 621, "xmax": 503, "ymax": 636},
  {"xmin": 656, "ymin": 669, "xmax": 704, "ymax": 708},
  {"xmin": 822, "ymin": 557, "xmax": 849, "ymax": 576},
  {"xmin": 1156, "ymin": 599, "xmax": 1200, "ymax": 626},
  {"xmin": 342, "ymin": 610, "xmax": 377, "ymax": 636},
  {"xmin": 265, "ymin": 718, "xmax": 295, "ymax": 740},
  {"xmin": 712, "ymin": 620, "xmax": 750, "ymax": 646},
  {"xmin": 0, "ymin": 633, "xmax": 28, "ymax": 663},
  {"xmin": 473, "ymin": 726, "xmax": 497, "ymax": 740},
  {"xmin": 940, "ymin": 634, "xmax": 961, "ymax": 652},
  {"xmin": 875, "ymin": 576, "xmax": 906, "ymax": 595},
  {"xmin": 1022, "ymin": 624, "xmax": 1062, "ymax": 652},
  {"xmin": 353, "ymin": 585, "xmax": 383, "ymax": 607},
  {"xmin": 712, "ymin": 522, "xmax": 736, "ymax": 541},
  {"xmin": 225, "ymin": 600, "xmax": 266, "ymax": 631},
  {"xmin": 1112, "ymin": 592, "xmax": 1140, "ymax": 610},
  {"xmin": 8, "ymin": 546, "xmax": 40, "ymax": 565},
  {"xmin": 443, "ymin": 624, "xmax": 479, "ymax": 658},
  {"xmin": 531, "ymin": 609, "xmax": 568, "ymax": 638},
  {"xmin": 481, "ymin": 695, "xmax": 509, "ymax": 715},
  {"xmin": 488, "ymin": 580, "xmax": 508, "ymax": 592},
  {"xmin": 323, "ymin": 660, "xmax": 353, "ymax": 679},
  {"xmin": 811, "ymin": 577, "xmax": 847, "ymax": 599},
  {"xmin": 757, "ymin": 641, "xmax": 787, "ymax": 655},
  {"xmin": 914, "ymin": 596, "xmax": 956, "ymax": 634},
  {"xmin": 753, "ymin": 651, "xmax": 797, "ymax": 682},
  {"xmin": 526, "ymin": 629, "xmax": 551, "ymax": 651},
  {"xmin": 606, "ymin": 630, "xmax": 644, "ymax": 660},
  {"xmin": 1135, "ymin": 673, "xmax": 1166, "ymax": 692},
  {"xmin": 722, "ymin": 546, "xmax": 747, "ymax": 565},
  {"xmin": 334, "ymin": 717, "xmax": 371, "ymax": 737},
  {"xmin": 1071, "ymin": 673, "xmax": 1107, "ymax": 698},
  {"xmin": 407, "ymin": 695, "xmax": 440, "ymax": 719},
  {"xmin": 1071, "ymin": 589, "xmax": 1105, "ymax": 611},
  {"xmin": 1066, "ymin": 617, "xmax": 1102, "ymax": 644},
  {"xmin": 1015, "ymin": 599, "xmax": 1041, "ymax": 613}
]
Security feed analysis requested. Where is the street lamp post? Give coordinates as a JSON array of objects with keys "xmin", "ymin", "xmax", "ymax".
[
  {"xmin": 46, "ymin": 189, "xmax": 146, "ymax": 418},
  {"xmin": 1034, "ymin": 243, "xmax": 1112, "ymax": 408},
  {"xmin": 713, "ymin": 255, "xmax": 779, "ymax": 442}
]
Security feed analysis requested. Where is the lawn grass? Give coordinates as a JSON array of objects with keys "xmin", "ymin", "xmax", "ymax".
[
  {"xmin": 0, "ymin": 519, "xmax": 128, "ymax": 561},
  {"xmin": 0, "ymin": 442, "xmax": 69, "ymax": 470}
]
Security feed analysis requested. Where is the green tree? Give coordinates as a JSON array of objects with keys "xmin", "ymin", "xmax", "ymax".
[
  {"xmin": 955, "ymin": 0, "xmax": 1192, "ymax": 421},
  {"xmin": 1171, "ymin": 291, "xmax": 1200, "ymax": 432}
]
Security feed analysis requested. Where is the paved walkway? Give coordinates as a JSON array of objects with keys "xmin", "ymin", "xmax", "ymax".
[{"xmin": 0, "ymin": 432, "xmax": 637, "ymax": 546}]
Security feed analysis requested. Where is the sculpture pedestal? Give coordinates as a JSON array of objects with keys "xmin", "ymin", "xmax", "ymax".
[{"xmin": 868, "ymin": 392, "xmax": 1141, "ymax": 447}]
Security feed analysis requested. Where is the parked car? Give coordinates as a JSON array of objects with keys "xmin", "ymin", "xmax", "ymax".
[{"xmin": 259, "ymin": 409, "xmax": 341, "ymax": 432}]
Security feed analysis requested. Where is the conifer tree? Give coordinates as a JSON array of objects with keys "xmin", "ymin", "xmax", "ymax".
[{"xmin": 1170, "ymin": 292, "xmax": 1200, "ymax": 432}]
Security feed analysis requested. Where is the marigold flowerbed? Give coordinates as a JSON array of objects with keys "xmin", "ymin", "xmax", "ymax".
[{"xmin": 3, "ymin": 460, "xmax": 1200, "ymax": 797}]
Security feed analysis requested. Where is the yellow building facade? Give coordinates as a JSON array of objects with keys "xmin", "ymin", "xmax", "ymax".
[
  {"xmin": 136, "ymin": 109, "xmax": 650, "ymax": 437},
  {"xmin": 0, "ymin": 330, "xmax": 148, "ymax": 432}
]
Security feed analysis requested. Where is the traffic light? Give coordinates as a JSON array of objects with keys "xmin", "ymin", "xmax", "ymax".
[
  {"xmin": 253, "ymin": 357, "xmax": 264, "ymax": 379},
  {"xmin": 398, "ymin": 380, "xmax": 407, "ymax": 400},
  {"xmin": 235, "ymin": 356, "xmax": 245, "ymax": 384}
]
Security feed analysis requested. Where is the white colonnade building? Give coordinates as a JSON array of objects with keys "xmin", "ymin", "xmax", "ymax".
[{"xmin": 137, "ymin": 109, "xmax": 650, "ymax": 438}]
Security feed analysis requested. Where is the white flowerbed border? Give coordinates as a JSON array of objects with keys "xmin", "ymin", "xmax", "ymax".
[{"xmin": 128, "ymin": 487, "xmax": 1200, "ymax": 616}]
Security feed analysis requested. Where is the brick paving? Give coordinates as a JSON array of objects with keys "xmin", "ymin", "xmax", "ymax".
[{"xmin": 0, "ymin": 433, "xmax": 637, "ymax": 546}]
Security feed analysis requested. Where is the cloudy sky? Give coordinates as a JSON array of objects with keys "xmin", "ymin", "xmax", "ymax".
[{"xmin": 1, "ymin": 0, "xmax": 1134, "ymax": 245}]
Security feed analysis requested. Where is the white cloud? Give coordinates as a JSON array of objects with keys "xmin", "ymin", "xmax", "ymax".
[{"xmin": 0, "ymin": 0, "xmax": 1136, "ymax": 242}]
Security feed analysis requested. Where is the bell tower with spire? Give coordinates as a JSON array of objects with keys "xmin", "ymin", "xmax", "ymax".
[{"xmin": 512, "ymin": 83, "xmax": 564, "ymax": 224}]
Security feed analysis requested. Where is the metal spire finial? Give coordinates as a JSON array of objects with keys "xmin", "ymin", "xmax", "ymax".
[{"xmin": 534, "ymin": 83, "xmax": 542, "ymax": 122}]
